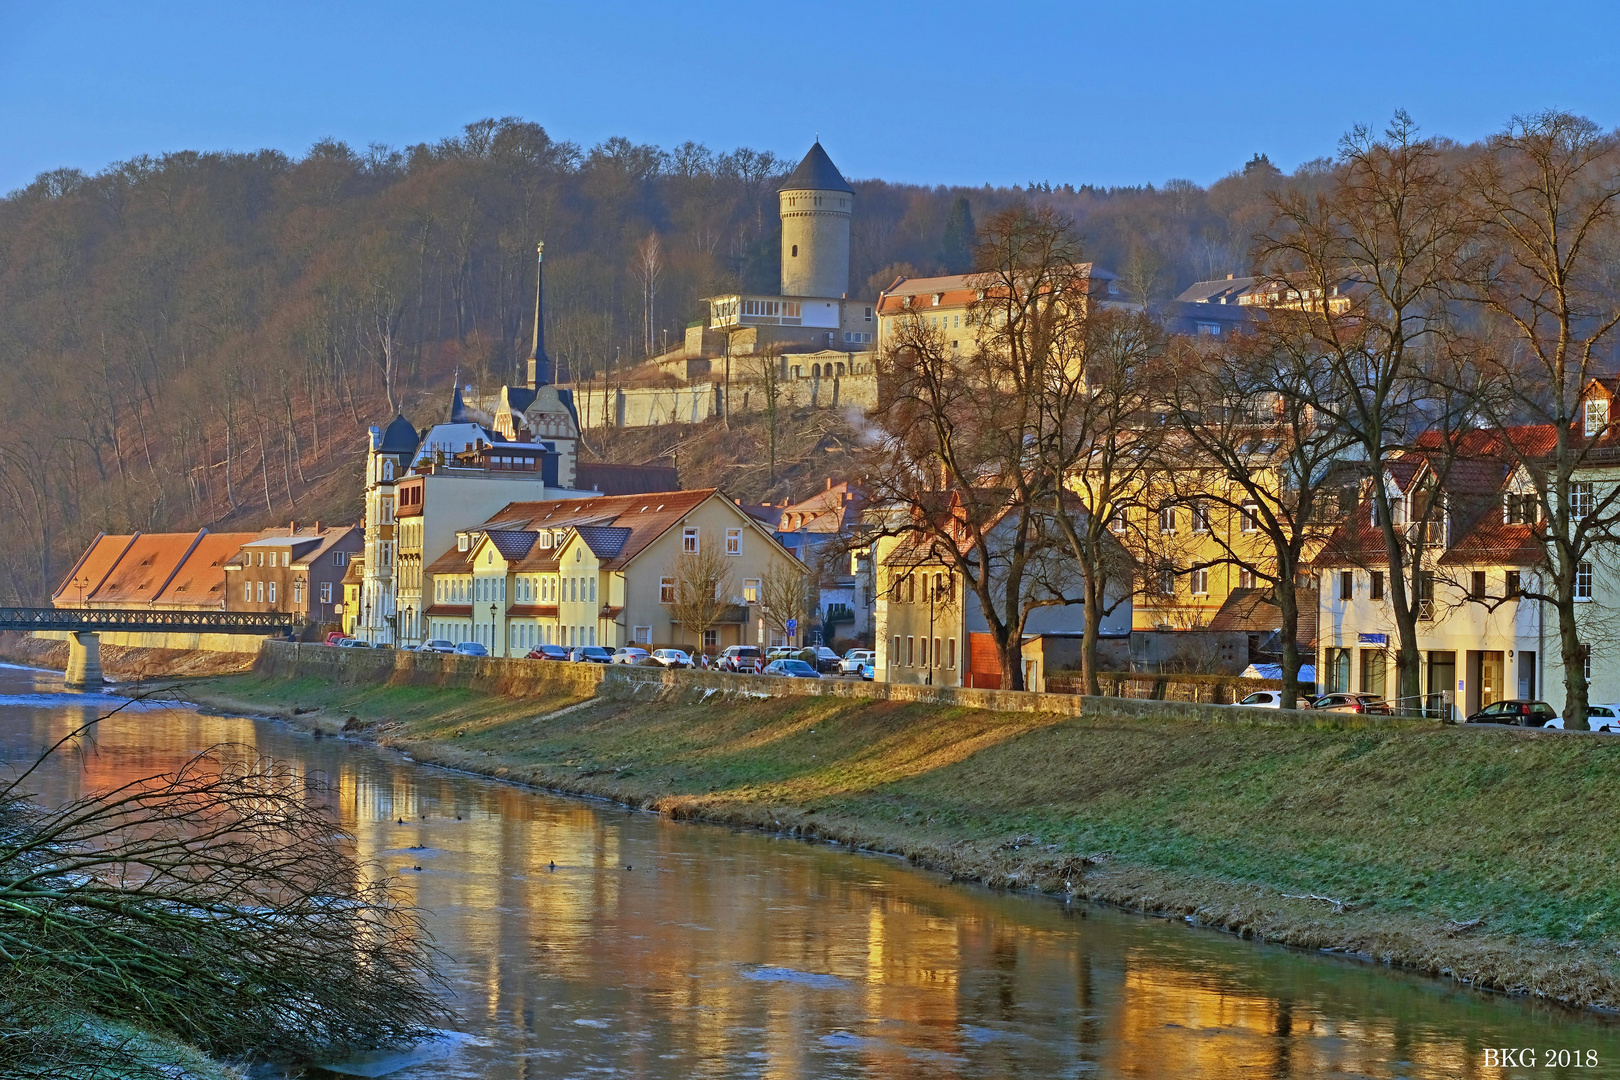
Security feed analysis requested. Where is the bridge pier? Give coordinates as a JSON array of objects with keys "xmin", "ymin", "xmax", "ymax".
[{"xmin": 64, "ymin": 631, "xmax": 104, "ymax": 689}]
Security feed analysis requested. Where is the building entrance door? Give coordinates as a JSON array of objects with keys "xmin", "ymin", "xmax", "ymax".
[{"xmin": 1428, "ymin": 651, "xmax": 1457, "ymax": 720}]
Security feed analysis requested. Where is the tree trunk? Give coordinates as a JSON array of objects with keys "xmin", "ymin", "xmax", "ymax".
[{"xmin": 1081, "ymin": 562, "xmax": 1104, "ymax": 697}]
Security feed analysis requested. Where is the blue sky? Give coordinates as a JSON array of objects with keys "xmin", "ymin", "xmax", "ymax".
[{"xmin": 4, "ymin": 1, "xmax": 1619, "ymax": 195}]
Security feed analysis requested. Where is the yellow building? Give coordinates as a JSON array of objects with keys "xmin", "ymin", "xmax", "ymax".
[{"xmin": 424, "ymin": 488, "xmax": 803, "ymax": 656}]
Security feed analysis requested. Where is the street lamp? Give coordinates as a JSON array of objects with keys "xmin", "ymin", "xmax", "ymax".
[
  {"xmin": 490, "ymin": 604, "xmax": 498, "ymax": 654},
  {"xmin": 76, "ymin": 576, "xmax": 90, "ymax": 607}
]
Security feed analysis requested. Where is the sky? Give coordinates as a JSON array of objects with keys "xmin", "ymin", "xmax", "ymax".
[{"xmin": 4, "ymin": 1, "xmax": 1620, "ymax": 196}]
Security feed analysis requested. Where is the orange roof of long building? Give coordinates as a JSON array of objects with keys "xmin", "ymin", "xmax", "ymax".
[{"xmin": 53, "ymin": 530, "xmax": 258, "ymax": 608}]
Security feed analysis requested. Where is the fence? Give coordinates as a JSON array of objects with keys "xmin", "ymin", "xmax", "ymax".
[{"xmin": 1043, "ymin": 670, "xmax": 1283, "ymax": 704}]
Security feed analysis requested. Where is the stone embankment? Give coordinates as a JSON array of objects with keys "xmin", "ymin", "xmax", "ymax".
[{"xmin": 257, "ymin": 641, "xmax": 1428, "ymax": 731}]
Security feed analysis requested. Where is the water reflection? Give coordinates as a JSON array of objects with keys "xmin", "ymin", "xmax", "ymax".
[{"xmin": 0, "ymin": 665, "xmax": 1615, "ymax": 1078}]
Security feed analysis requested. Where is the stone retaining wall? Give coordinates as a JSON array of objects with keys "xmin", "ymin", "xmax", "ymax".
[{"xmin": 257, "ymin": 642, "xmax": 1433, "ymax": 730}]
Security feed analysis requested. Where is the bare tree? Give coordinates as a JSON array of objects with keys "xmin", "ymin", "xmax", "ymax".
[
  {"xmin": 1256, "ymin": 112, "xmax": 1474, "ymax": 713},
  {"xmin": 1457, "ymin": 111, "xmax": 1620, "ymax": 728},
  {"xmin": 1040, "ymin": 305, "xmax": 1169, "ymax": 694},
  {"xmin": 759, "ymin": 558, "xmax": 809, "ymax": 645},
  {"xmin": 666, "ymin": 544, "xmax": 732, "ymax": 652},
  {"xmin": 1163, "ymin": 332, "xmax": 1357, "ymax": 706},
  {"xmin": 631, "ymin": 232, "xmax": 665, "ymax": 359}
]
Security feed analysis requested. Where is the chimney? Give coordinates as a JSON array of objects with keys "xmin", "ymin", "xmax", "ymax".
[
  {"xmin": 289, "ymin": 519, "xmax": 296, "ymax": 535},
  {"xmin": 1226, "ymin": 273, "xmax": 1235, "ymax": 280},
  {"xmin": 315, "ymin": 520, "xmax": 322, "ymax": 533},
  {"xmin": 826, "ymin": 478, "xmax": 832, "ymax": 491}
]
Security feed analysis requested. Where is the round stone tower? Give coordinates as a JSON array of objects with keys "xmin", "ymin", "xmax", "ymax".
[{"xmin": 779, "ymin": 141, "xmax": 853, "ymax": 299}]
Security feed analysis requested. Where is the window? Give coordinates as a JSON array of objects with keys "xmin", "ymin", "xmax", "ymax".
[
  {"xmin": 702, "ymin": 628, "xmax": 717, "ymax": 650},
  {"xmin": 1504, "ymin": 491, "xmax": 1536, "ymax": 525},
  {"xmin": 660, "ymin": 577, "xmax": 675, "ymax": 603},
  {"xmin": 947, "ymin": 638, "xmax": 957, "ymax": 669},
  {"xmin": 589, "ymin": 578, "xmax": 596, "ymax": 603},
  {"xmin": 1586, "ymin": 396, "xmax": 1610, "ymax": 437},
  {"xmin": 634, "ymin": 626, "xmax": 651, "ymax": 645},
  {"xmin": 683, "ymin": 527, "xmax": 699, "ymax": 554},
  {"xmin": 293, "ymin": 582, "xmax": 303, "ymax": 604},
  {"xmin": 1191, "ymin": 567, "xmax": 1209, "ymax": 595},
  {"xmin": 1417, "ymin": 571, "xmax": 1435, "ymax": 619},
  {"xmin": 334, "ymin": 550, "xmax": 349, "ymax": 565},
  {"xmin": 320, "ymin": 583, "xmax": 333, "ymax": 603},
  {"xmin": 257, "ymin": 552, "xmax": 264, "ymax": 567},
  {"xmin": 242, "ymin": 582, "xmax": 252, "ymax": 602},
  {"xmin": 1506, "ymin": 571, "xmax": 1521, "ymax": 598},
  {"xmin": 933, "ymin": 638, "xmax": 942, "ymax": 668},
  {"xmin": 725, "ymin": 528, "xmax": 742, "ymax": 556},
  {"xmin": 1338, "ymin": 571, "xmax": 1353, "ymax": 602},
  {"xmin": 1571, "ymin": 482, "xmax": 1593, "ymax": 521},
  {"xmin": 256, "ymin": 582, "xmax": 264, "ymax": 603},
  {"xmin": 1370, "ymin": 571, "xmax": 1384, "ymax": 601},
  {"xmin": 1472, "ymin": 570, "xmax": 1487, "ymax": 599},
  {"xmin": 1238, "ymin": 568, "xmax": 1255, "ymax": 590},
  {"xmin": 539, "ymin": 532, "xmax": 552, "ymax": 548},
  {"xmin": 267, "ymin": 581, "xmax": 277, "ymax": 604},
  {"xmin": 1109, "ymin": 507, "xmax": 1127, "ymax": 533},
  {"xmin": 458, "ymin": 535, "xmax": 469, "ymax": 552},
  {"xmin": 906, "ymin": 637, "xmax": 915, "ymax": 667},
  {"xmin": 1577, "ymin": 561, "xmax": 1593, "ymax": 600},
  {"xmin": 1191, "ymin": 501, "xmax": 1210, "ymax": 532},
  {"xmin": 1158, "ymin": 504, "xmax": 1177, "ymax": 534},
  {"xmin": 1240, "ymin": 504, "xmax": 1260, "ymax": 533},
  {"xmin": 891, "ymin": 636, "xmax": 900, "ymax": 665},
  {"xmin": 1157, "ymin": 565, "xmax": 1175, "ymax": 596},
  {"xmin": 743, "ymin": 578, "xmax": 760, "ymax": 604}
]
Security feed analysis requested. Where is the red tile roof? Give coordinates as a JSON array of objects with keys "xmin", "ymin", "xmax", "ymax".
[{"xmin": 54, "ymin": 530, "xmax": 258, "ymax": 609}]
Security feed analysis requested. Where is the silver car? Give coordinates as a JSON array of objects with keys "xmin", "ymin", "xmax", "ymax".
[{"xmin": 839, "ymin": 650, "xmax": 874, "ymax": 676}]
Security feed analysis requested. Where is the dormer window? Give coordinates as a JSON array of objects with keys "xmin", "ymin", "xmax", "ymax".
[
  {"xmin": 932, "ymin": 294, "xmax": 943, "ymax": 306},
  {"xmin": 457, "ymin": 535, "xmax": 469, "ymax": 551},
  {"xmin": 1586, "ymin": 396, "xmax": 1610, "ymax": 437}
]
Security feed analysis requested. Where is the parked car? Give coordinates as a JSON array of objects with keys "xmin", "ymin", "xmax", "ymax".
[
  {"xmin": 807, "ymin": 646, "xmax": 841, "ymax": 673},
  {"xmin": 859, "ymin": 662, "xmax": 875, "ymax": 681},
  {"xmin": 420, "ymin": 639, "xmax": 455, "ymax": 654},
  {"xmin": 335, "ymin": 638, "xmax": 372, "ymax": 649},
  {"xmin": 453, "ymin": 641, "xmax": 488, "ymax": 657},
  {"xmin": 840, "ymin": 650, "xmax": 875, "ymax": 676},
  {"xmin": 650, "ymin": 649, "xmax": 692, "ymax": 669},
  {"xmin": 611, "ymin": 647, "xmax": 652, "ymax": 665},
  {"xmin": 1466, "ymin": 699, "xmax": 1559, "ymax": 727},
  {"xmin": 526, "ymin": 644, "xmax": 571, "ymax": 662},
  {"xmin": 324, "ymin": 632, "xmax": 350, "ymax": 646},
  {"xmin": 1310, "ymin": 693, "xmax": 1391, "ymax": 715},
  {"xmin": 1586, "ymin": 703, "xmax": 1620, "ymax": 732},
  {"xmin": 1235, "ymin": 690, "xmax": 1313, "ymax": 710},
  {"xmin": 571, "ymin": 646, "xmax": 613, "ymax": 664},
  {"xmin": 718, "ymin": 646, "xmax": 763, "ymax": 672},
  {"xmin": 763, "ymin": 658, "xmax": 821, "ymax": 679}
]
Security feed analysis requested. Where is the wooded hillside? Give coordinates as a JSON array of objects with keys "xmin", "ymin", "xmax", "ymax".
[{"xmin": 0, "ymin": 116, "xmax": 1297, "ymax": 602}]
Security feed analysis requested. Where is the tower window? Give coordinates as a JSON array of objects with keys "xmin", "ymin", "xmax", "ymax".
[{"xmin": 792, "ymin": 245, "xmax": 798, "ymax": 257}]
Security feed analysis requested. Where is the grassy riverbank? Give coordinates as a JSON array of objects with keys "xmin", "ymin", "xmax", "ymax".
[{"xmin": 183, "ymin": 669, "xmax": 1620, "ymax": 1010}]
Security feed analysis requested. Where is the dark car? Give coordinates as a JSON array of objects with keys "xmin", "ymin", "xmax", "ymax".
[
  {"xmin": 1310, "ymin": 693, "xmax": 1391, "ymax": 715},
  {"xmin": 1465, "ymin": 699, "xmax": 1559, "ymax": 727},
  {"xmin": 763, "ymin": 658, "xmax": 821, "ymax": 679},
  {"xmin": 807, "ymin": 646, "xmax": 842, "ymax": 674},
  {"xmin": 571, "ymin": 646, "xmax": 612, "ymax": 664},
  {"xmin": 527, "ymin": 644, "xmax": 571, "ymax": 662}
]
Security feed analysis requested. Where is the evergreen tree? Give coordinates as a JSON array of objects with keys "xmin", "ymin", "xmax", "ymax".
[{"xmin": 940, "ymin": 196, "xmax": 977, "ymax": 273}]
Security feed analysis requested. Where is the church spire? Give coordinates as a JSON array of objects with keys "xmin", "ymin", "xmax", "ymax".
[{"xmin": 528, "ymin": 241, "xmax": 552, "ymax": 388}]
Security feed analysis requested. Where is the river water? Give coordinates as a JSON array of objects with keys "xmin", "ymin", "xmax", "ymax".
[{"xmin": 1, "ymin": 663, "xmax": 1617, "ymax": 1079}]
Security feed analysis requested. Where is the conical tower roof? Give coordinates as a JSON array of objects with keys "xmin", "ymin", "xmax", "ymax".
[{"xmin": 780, "ymin": 141, "xmax": 852, "ymax": 194}]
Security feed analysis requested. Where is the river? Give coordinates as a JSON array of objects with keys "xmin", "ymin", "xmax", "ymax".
[{"xmin": 1, "ymin": 662, "xmax": 1616, "ymax": 1079}]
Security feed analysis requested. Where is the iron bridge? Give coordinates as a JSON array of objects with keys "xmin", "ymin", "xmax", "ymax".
[{"xmin": 0, "ymin": 608, "xmax": 297, "ymax": 635}]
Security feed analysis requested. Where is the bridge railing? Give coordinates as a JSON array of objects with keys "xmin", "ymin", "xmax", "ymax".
[{"xmin": 0, "ymin": 607, "xmax": 298, "ymax": 635}]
